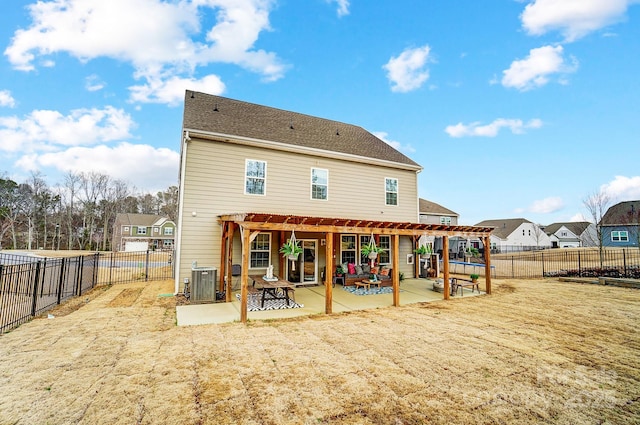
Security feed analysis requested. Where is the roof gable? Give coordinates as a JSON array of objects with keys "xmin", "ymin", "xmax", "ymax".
[
  {"xmin": 182, "ymin": 91, "xmax": 421, "ymax": 169},
  {"xmin": 601, "ymin": 200, "xmax": 640, "ymax": 226},
  {"xmin": 545, "ymin": 222, "xmax": 591, "ymax": 236},
  {"xmin": 418, "ymin": 198, "xmax": 458, "ymax": 216},
  {"xmin": 474, "ymin": 218, "xmax": 532, "ymax": 239},
  {"xmin": 115, "ymin": 213, "xmax": 172, "ymax": 227}
]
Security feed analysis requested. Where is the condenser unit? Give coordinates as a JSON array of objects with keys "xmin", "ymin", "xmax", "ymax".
[{"xmin": 190, "ymin": 266, "xmax": 217, "ymax": 303}]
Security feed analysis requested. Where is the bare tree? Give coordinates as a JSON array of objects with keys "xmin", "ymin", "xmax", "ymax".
[
  {"xmin": 62, "ymin": 171, "xmax": 82, "ymax": 249},
  {"xmin": 78, "ymin": 172, "xmax": 109, "ymax": 250},
  {"xmin": 583, "ymin": 189, "xmax": 612, "ymax": 267}
]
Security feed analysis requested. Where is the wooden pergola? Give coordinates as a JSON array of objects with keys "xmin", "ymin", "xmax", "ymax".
[{"xmin": 218, "ymin": 213, "xmax": 494, "ymax": 323}]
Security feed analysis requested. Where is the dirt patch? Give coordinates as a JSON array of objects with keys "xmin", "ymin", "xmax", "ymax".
[
  {"xmin": 107, "ymin": 287, "xmax": 144, "ymax": 307},
  {"xmin": 1, "ymin": 278, "xmax": 639, "ymax": 425}
]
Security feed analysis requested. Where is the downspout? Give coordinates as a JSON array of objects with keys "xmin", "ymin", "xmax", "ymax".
[{"xmin": 174, "ymin": 131, "xmax": 190, "ymax": 294}]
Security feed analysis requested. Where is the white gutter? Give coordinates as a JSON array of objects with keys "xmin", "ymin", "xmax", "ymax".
[{"xmin": 174, "ymin": 130, "xmax": 190, "ymax": 294}]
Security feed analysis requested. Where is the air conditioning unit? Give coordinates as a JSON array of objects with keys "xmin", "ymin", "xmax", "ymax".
[{"xmin": 191, "ymin": 266, "xmax": 217, "ymax": 303}]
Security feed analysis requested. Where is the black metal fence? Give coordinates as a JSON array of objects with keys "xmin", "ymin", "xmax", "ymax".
[
  {"xmin": 0, "ymin": 250, "xmax": 174, "ymax": 333},
  {"xmin": 490, "ymin": 247, "xmax": 640, "ymax": 279}
]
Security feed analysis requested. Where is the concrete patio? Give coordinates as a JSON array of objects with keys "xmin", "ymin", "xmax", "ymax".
[{"xmin": 176, "ymin": 276, "xmax": 484, "ymax": 325}]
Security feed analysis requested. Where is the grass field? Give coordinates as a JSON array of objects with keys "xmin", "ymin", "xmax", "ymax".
[{"xmin": 0, "ymin": 278, "xmax": 638, "ymax": 424}]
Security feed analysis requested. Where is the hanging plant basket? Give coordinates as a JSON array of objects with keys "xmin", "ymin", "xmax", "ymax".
[
  {"xmin": 280, "ymin": 230, "xmax": 302, "ymax": 270},
  {"xmin": 361, "ymin": 234, "xmax": 383, "ymax": 261}
]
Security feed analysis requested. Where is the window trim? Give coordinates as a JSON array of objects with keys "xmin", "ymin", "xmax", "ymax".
[
  {"xmin": 244, "ymin": 159, "xmax": 267, "ymax": 196},
  {"xmin": 137, "ymin": 227, "xmax": 147, "ymax": 235},
  {"xmin": 611, "ymin": 230, "xmax": 629, "ymax": 242},
  {"xmin": 385, "ymin": 177, "xmax": 398, "ymax": 206},
  {"xmin": 250, "ymin": 233, "xmax": 271, "ymax": 269},
  {"xmin": 440, "ymin": 216, "xmax": 451, "ymax": 225},
  {"xmin": 311, "ymin": 168, "xmax": 329, "ymax": 201}
]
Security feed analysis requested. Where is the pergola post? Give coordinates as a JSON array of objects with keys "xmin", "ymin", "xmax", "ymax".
[
  {"xmin": 484, "ymin": 235, "xmax": 492, "ymax": 294},
  {"xmin": 443, "ymin": 236, "xmax": 450, "ymax": 300},
  {"xmin": 392, "ymin": 234, "xmax": 400, "ymax": 306},
  {"xmin": 240, "ymin": 226, "xmax": 250, "ymax": 324},
  {"xmin": 325, "ymin": 232, "xmax": 334, "ymax": 314}
]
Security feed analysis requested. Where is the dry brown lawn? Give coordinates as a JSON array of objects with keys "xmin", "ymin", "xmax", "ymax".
[{"xmin": 0, "ymin": 278, "xmax": 638, "ymax": 424}]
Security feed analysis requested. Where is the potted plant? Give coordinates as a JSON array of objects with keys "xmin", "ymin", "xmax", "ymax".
[
  {"xmin": 361, "ymin": 243, "xmax": 384, "ymax": 259},
  {"xmin": 335, "ymin": 265, "xmax": 345, "ymax": 276},
  {"xmin": 280, "ymin": 238, "xmax": 303, "ymax": 260},
  {"xmin": 470, "ymin": 273, "xmax": 479, "ymax": 283},
  {"xmin": 414, "ymin": 244, "xmax": 432, "ymax": 255}
]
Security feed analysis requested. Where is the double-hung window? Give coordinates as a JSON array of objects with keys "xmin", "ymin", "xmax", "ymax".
[
  {"xmin": 311, "ymin": 168, "xmax": 328, "ymax": 200},
  {"xmin": 245, "ymin": 160, "xmax": 266, "ymax": 195},
  {"xmin": 385, "ymin": 178, "xmax": 398, "ymax": 206},
  {"xmin": 250, "ymin": 233, "xmax": 271, "ymax": 268},
  {"xmin": 137, "ymin": 227, "xmax": 147, "ymax": 235},
  {"xmin": 611, "ymin": 231, "xmax": 629, "ymax": 242},
  {"xmin": 440, "ymin": 216, "xmax": 451, "ymax": 225}
]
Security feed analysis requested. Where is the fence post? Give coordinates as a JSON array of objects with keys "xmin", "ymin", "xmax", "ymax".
[
  {"xmin": 76, "ymin": 255, "xmax": 84, "ymax": 296},
  {"xmin": 57, "ymin": 258, "xmax": 66, "ymax": 305},
  {"xmin": 623, "ymin": 248, "xmax": 627, "ymax": 277},
  {"xmin": 30, "ymin": 261, "xmax": 42, "ymax": 317},
  {"xmin": 578, "ymin": 251, "xmax": 582, "ymax": 277},
  {"xmin": 541, "ymin": 252, "xmax": 545, "ymax": 277},
  {"xmin": 145, "ymin": 250, "xmax": 150, "ymax": 282},
  {"xmin": 93, "ymin": 252, "xmax": 100, "ymax": 289}
]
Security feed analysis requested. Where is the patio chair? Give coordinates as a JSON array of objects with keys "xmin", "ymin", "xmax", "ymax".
[{"xmin": 231, "ymin": 264, "xmax": 241, "ymax": 290}]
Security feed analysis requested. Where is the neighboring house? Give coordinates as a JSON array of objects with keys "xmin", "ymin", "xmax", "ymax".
[
  {"xmin": 175, "ymin": 91, "xmax": 493, "ymax": 318},
  {"xmin": 112, "ymin": 213, "xmax": 176, "ymax": 252},
  {"xmin": 600, "ymin": 200, "xmax": 640, "ymax": 247},
  {"xmin": 475, "ymin": 218, "xmax": 551, "ymax": 253},
  {"xmin": 544, "ymin": 222, "xmax": 597, "ymax": 248},
  {"xmin": 419, "ymin": 198, "xmax": 459, "ymax": 226}
]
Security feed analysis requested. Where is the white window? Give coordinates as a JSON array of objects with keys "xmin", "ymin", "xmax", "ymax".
[
  {"xmin": 340, "ymin": 235, "xmax": 357, "ymax": 264},
  {"xmin": 250, "ymin": 233, "xmax": 271, "ymax": 268},
  {"xmin": 440, "ymin": 217, "xmax": 451, "ymax": 225},
  {"xmin": 123, "ymin": 226, "xmax": 129, "ymax": 232},
  {"xmin": 245, "ymin": 159, "xmax": 266, "ymax": 195},
  {"xmin": 311, "ymin": 168, "xmax": 328, "ymax": 200},
  {"xmin": 385, "ymin": 178, "xmax": 398, "ymax": 206},
  {"xmin": 378, "ymin": 236, "xmax": 391, "ymax": 264},
  {"xmin": 137, "ymin": 227, "xmax": 147, "ymax": 235},
  {"xmin": 611, "ymin": 231, "xmax": 629, "ymax": 242},
  {"xmin": 164, "ymin": 227, "xmax": 173, "ymax": 235},
  {"xmin": 154, "ymin": 227, "xmax": 159, "ymax": 233}
]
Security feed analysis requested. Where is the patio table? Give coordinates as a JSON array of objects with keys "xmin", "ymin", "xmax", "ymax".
[{"xmin": 250, "ymin": 275, "xmax": 296, "ymax": 307}]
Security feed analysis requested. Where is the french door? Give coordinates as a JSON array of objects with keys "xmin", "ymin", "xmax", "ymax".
[{"xmin": 286, "ymin": 239, "xmax": 317, "ymax": 285}]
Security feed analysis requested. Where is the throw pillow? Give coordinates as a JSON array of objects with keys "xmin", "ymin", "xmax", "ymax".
[
  {"xmin": 355, "ymin": 265, "xmax": 364, "ymax": 275},
  {"xmin": 348, "ymin": 263, "xmax": 356, "ymax": 274},
  {"xmin": 370, "ymin": 267, "xmax": 379, "ymax": 275},
  {"xmin": 380, "ymin": 267, "xmax": 390, "ymax": 276},
  {"xmin": 342, "ymin": 263, "xmax": 348, "ymax": 274},
  {"xmin": 362, "ymin": 264, "xmax": 371, "ymax": 274}
]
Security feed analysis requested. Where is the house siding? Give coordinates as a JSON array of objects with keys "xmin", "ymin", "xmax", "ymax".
[{"xmin": 178, "ymin": 138, "xmax": 419, "ymax": 284}]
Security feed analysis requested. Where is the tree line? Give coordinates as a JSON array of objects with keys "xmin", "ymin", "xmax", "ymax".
[{"xmin": 0, "ymin": 171, "xmax": 178, "ymax": 251}]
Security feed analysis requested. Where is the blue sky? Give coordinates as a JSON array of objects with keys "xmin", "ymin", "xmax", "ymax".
[{"xmin": 1, "ymin": 0, "xmax": 639, "ymax": 225}]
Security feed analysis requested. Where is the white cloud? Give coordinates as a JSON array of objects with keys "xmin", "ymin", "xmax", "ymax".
[
  {"xmin": 521, "ymin": 0, "xmax": 638, "ymax": 42},
  {"xmin": 529, "ymin": 197, "xmax": 564, "ymax": 214},
  {"xmin": 326, "ymin": 0, "xmax": 350, "ymax": 17},
  {"xmin": 501, "ymin": 45, "xmax": 577, "ymax": 91},
  {"xmin": 445, "ymin": 118, "xmax": 543, "ymax": 138},
  {"xmin": 85, "ymin": 75, "xmax": 105, "ymax": 92},
  {"xmin": 16, "ymin": 142, "xmax": 179, "ymax": 192},
  {"xmin": 372, "ymin": 131, "xmax": 416, "ymax": 153},
  {"xmin": 383, "ymin": 45, "xmax": 432, "ymax": 93},
  {"xmin": 0, "ymin": 106, "xmax": 134, "ymax": 153},
  {"xmin": 129, "ymin": 74, "xmax": 226, "ymax": 106},
  {"xmin": 4, "ymin": 0, "xmax": 285, "ymax": 104},
  {"xmin": 601, "ymin": 175, "xmax": 640, "ymax": 200},
  {"xmin": 0, "ymin": 90, "xmax": 16, "ymax": 108}
]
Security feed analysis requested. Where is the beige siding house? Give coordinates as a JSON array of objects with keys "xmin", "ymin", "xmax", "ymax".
[
  {"xmin": 176, "ymin": 92, "xmax": 421, "ymax": 288},
  {"xmin": 112, "ymin": 213, "xmax": 176, "ymax": 252},
  {"xmin": 175, "ymin": 91, "xmax": 493, "ymax": 319}
]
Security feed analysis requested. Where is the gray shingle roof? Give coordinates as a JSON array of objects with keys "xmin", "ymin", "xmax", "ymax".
[
  {"xmin": 419, "ymin": 198, "xmax": 458, "ymax": 216},
  {"xmin": 544, "ymin": 222, "xmax": 591, "ymax": 236},
  {"xmin": 601, "ymin": 200, "xmax": 640, "ymax": 226},
  {"xmin": 182, "ymin": 91, "xmax": 421, "ymax": 168},
  {"xmin": 474, "ymin": 218, "xmax": 532, "ymax": 239}
]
